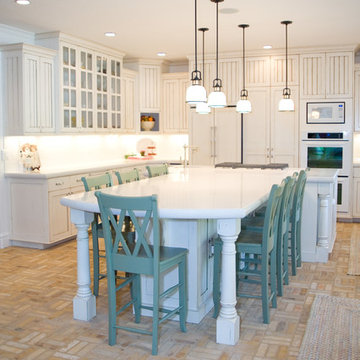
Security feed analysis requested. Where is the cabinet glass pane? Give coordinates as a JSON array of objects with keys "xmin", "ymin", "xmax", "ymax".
[
  {"xmin": 116, "ymin": 61, "xmax": 120, "ymax": 76},
  {"xmin": 97, "ymin": 57, "xmax": 101, "ymax": 72},
  {"xmin": 81, "ymin": 91, "xmax": 86, "ymax": 108},
  {"xmin": 97, "ymin": 75, "xmax": 101, "ymax": 91},
  {"xmin": 111, "ymin": 60, "xmax": 115, "ymax": 76},
  {"xmin": 71, "ymin": 69, "xmax": 76, "ymax": 87},
  {"xmin": 111, "ymin": 95, "xmax": 115, "ymax": 111},
  {"xmin": 87, "ymin": 73, "xmax": 92, "ymax": 89},
  {"xmin": 88, "ymin": 111, "xmax": 93, "ymax": 128},
  {"xmin": 87, "ymin": 53, "xmax": 92, "ymax": 71},
  {"xmin": 111, "ymin": 78, "xmax": 115, "ymax": 92},
  {"xmin": 104, "ymin": 113, "xmax": 108, "ymax": 128},
  {"xmin": 103, "ymin": 76, "xmax": 107, "ymax": 92},
  {"xmin": 103, "ymin": 95, "xmax": 107, "ymax": 110},
  {"xmin": 97, "ymin": 94, "xmax": 102, "ymax": 109},
  {"xmin": 64, "ymin": 110, "xmax": 69, "ymax": 127},
  {"xmin": 81, "ymin": 72, "xmax": 86, "ymax": 89},
  {"xmin": 116, "ymin": 96, "xmax": 120, "ymax": 111},
  {"xmin": 70, "ymin": 49, "xmax": 76, "ymax": 67},
  {"xmin": 82, "ymin": 111, "xmax": 86, "ymax": 127},
  {"xmin": 97, "ymin": 112, "xmax": 102, "ymax": 127},
  {"xmin": 71, "ymin": 110, "xmax": 77, "ymax": 127},
  {"xmin": 88, "ymin": 93, "xmax": 93, "ymax": 108},
  {"xmin": 63, "ymin": 68, "xmax": 69, "ymax": 86},
  {"xmin": 81, "ymin": 52, "xmax": 86, "ymax": 69},
  {"xmin": 63, "ymin": 89, "xmax": 69, "ymax": 107},
  {"xmin": 71, "ymin": 90, "xmax": 76, "ymax": 107},
  {"xmin": 112, "ymin": 113, "xmax": 115, "ymax": 128},
  {"xmin": 116, "ymin": 79, "xmax": 121, "ymax": 94},
  {"xmin": 63, "ymin": 47, "xmax": 69, "ymax": 65},
  {"xmin": 102, "ymin": 59, "xmax": 107, "ymax": 74},
  {"xmin": 117, "ymin": 113, "xmax": 121, "ymax": 128}
]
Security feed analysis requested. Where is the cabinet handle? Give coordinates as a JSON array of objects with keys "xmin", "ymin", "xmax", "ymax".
[{"xmin": 55, "ymin": 181, "xmax": 63, "ymax": 186}]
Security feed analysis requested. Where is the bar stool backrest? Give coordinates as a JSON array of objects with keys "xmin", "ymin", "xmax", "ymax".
[
  {"xmin": 146, "ymin": 164, "xmax": 168, "ymax": 178},
  {"xmin": 115, "ymin": 168, "xmax": 140, "ymax": 184},
  {"xmin": 81, "ymin": 173, "xmax": 113, "ymax": 191}
]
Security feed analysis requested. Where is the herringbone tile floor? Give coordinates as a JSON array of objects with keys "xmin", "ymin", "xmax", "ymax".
[{"xmin": 0, "ymin": 222, "xmax": 359, "ymax": 359}]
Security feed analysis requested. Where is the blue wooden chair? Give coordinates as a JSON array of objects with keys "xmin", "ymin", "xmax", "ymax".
[
  {"xmin": 213, "ymin": 182, "xmax": 284, "ymax": 324},
  {"xmin": 95, "ymin": 192, "xmax": 188, "ymax": 356},
  {"xmin": 146, "ymin": 163, "xmax": 168, "ymax": 178},
  {"xmin": 114, "ymin": 168, "xmax": 140, "ymax": 184},
  {"xmin": 81, "ymin": 173, "xmax": 113, "ymax": 297},
  {"xmin": 289, "ymin": 170, "xmax": 307, "ymax": 275}
]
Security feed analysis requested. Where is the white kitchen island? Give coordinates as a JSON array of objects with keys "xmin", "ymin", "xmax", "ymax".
[{"xmin": 60, "ymin": 166, "xmax": 296, "ymax": 346}]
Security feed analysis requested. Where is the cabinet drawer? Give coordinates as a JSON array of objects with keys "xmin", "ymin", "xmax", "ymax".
[
  {"xmin": 353, "ymin": 167, "xmax": 360, "ymax": 178},
  {"xmin": 48, "ymin": 176, "xmax": 71, "ymax": 191},
  {"xmin": 69, "ymin": 173, "xmax": 88, "ymax": 188}
]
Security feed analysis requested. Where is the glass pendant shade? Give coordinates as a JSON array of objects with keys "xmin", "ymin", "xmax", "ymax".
[
  {"xmin": 208, "ymin": 90, "xmax": 226, "ymax": 108},
  {"xmin": 196, "ymin": 101, "xmax": 211, "ymax": 114},
  {"xmin": 279, "ymin": 98, "xmax": 295, "ymax": 112},
  {"xmin": 236, "ymin": 99, "xmax": 252, "ymax": 113},
  {"xmin": 186, "ymin": 83, "xmax": 207, "ymax": 104}
]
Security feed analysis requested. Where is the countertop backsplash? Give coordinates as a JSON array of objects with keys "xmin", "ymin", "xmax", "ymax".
[{"xmin": 4, "ymin": 134, "xmax": 188, "ymax": 173}]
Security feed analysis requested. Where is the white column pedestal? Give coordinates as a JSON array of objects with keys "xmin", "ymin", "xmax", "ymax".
[
  {"xmin": 216, "ymin": 218, "xmax": 241, "ymax": 345},
  {"xmin": 70, "ymin": 209, "xmax": 96, "ymax": 321}
]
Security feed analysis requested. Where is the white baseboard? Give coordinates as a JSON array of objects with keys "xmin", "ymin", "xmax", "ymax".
[{"xmin": 0, "ymin": 232, "xmax": 10, "ymax": 249}]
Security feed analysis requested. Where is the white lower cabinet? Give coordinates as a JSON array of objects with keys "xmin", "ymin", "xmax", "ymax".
[{"xmin": 352, "ymin": 167, "xmax": 360, "ymax": 218}]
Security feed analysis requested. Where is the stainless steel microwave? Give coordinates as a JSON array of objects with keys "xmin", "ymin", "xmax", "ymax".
[{"xmin": 306, "ymin": 102, "xmax": 345, "ymax": 124}]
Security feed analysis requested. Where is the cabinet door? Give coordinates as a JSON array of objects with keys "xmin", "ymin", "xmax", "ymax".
[
  {"xmin": 162, "ymin": 78, "xmax": 180, "ymax": 132},
  {"xmin": 299, "ymin": 53, "xmax": 326, "ymax": 98},
  {"xmin": 270, "ymin": 86, "xmax": 299, "ymax": 167},
  {"xmin": 189, "ymin": 111, "xmax": 214, "ymax": 166},
  {"xmin": 246, "ymin": 56, "xmax": 271, "ymax": 87},
  {"xmin": 353, "ymin": 177, "xmax": 360, "ymax": 217},
  {"xmin": 242, "ymin": 87, "xmax": 271, "ymax": 164},
  {"xmin": 325, "ymin": 51, "xmax": 353, "ymax": 98},
  {"xmin": 214, "ymin": 108, "xmax": 241, "ymax": 164},
  {"xmin": 271, "ymin": 55, "xmax": 299, "ymax": 86},
  {"xmin": 218, "ymin": 59, "xmax": 240, "ymax": 106},
  {"xmin": 139, "ymin": 65, "xmax": 160, "ymax": 111},
  {"xmin": 122, "ymin": 71, "xmax": 137, "ymax": 131},
  {"xmin": 110, "ymin": 58, "xmax": 122, "ymax": 130},
  {"xmin": 95, "ymin": 54, "xmax": 110, "ymax": 130},
  {"xmin": 48, "ymin": 188, "xmax": 72, "ymax": 242},
  {"xmin": 355, "ymin": 70, "xmax": 360, "ymax": 131}
]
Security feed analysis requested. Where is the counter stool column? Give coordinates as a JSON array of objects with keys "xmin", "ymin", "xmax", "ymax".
[{"xmin": 216, "ymin": 218, "xmax": 240, "ymax": 345}]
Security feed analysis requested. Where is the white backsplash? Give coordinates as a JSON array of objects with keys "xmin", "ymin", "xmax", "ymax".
[{"xmin": 4, "ymin": 134, "xmax": 188, "ymax": 172}]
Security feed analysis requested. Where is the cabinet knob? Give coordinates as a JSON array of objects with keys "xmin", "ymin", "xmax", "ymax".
[{"xmin": 55, "ymin": 182, "xmax": 63, "ymax": 186}]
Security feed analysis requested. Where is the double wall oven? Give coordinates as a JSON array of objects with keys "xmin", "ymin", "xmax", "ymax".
[{"xmin": 300, "ymin": 101, "xmax": 352, "ymax": 213}]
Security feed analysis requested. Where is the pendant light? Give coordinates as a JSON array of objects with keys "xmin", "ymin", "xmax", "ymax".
[
  {"xmin": 278, "ymin": 20, "xmax": 294, "ymax": 112},
  {"xmin": 236, "ymin": 24, "xmax": 251, "ymax": 113},
  {"xmin": 196, "ymin": 27, "xmax": 211, "ymax": 114},
  {"xmin": 186, "ymin": 0, "xmax": 207, "ymax": 104},
  {"xmin": 208, "ymin": 0, "xmax": 226, "ymax": 108}
]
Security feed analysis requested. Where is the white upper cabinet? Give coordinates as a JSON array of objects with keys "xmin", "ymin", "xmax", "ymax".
[
  {"xmin": 218, "ymin": 58, "xmax": 240, "ymax": 106},
  {"xmin": 270, "ymin": 55, "xmax": 299, "ymax": 86},
  {"xmin": 300, "ymin": 51, "xmax": 353, "ymax": 99},
  {"xmin": 246, "ymin": 56, "xmax": 271, "ymax": 87},
  {"xmin": 139, "ymin": 64, "xmax": 161, "ymax": 112},
  {"xmin": 122, "ymin": 69, "xmax": 137, "ymax": 132},
  {"xmin": 1, "ymin": 43, "xmax": 56, "ymax": 135}
]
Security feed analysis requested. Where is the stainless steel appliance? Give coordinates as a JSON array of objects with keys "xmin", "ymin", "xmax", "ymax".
[
  {"xmin": 306, "ymin": 102, "xmax": 345, "ymax": 124},
  {"xmin": 300, "ymin": 131, "xmax": 350, "ymax": 212}
]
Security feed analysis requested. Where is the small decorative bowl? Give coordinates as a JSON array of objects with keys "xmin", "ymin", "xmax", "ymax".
[{"xmin": 141, "ymin": 120, "xmax": 155, "ymax": 131}]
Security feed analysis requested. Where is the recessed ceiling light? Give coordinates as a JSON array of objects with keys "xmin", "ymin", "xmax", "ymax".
[
  {"xmin": 15, "ymin": 0, "xmax": 30, "ymax": 4},
  {"xmin": 263, "ymin": 45, "xmax": 272, "ymax": 49},
  {"xmin": 157, "ymin": 52, "xmax": 166, "ymax": 57},
  {"xmin": 104, "ymin": 32, "xmax": 116, "ymax": 37},
  {"xmin": 219, "ymin": 8, "xmax": 238, "ymax": 14}
]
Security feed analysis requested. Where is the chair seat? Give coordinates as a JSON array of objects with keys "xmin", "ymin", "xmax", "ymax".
[
  {"xmin": 236, "ymin": 230, "xmax": 263, "ymax": 255},
  {"xmin": 242, "ymin": 216, "xmax": 264, "ymax": 230}
]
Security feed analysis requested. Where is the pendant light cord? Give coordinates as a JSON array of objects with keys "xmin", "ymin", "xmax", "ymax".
[
  {"xmin": 215, "ymin": 1, "xmax": 219, "ymax": 79},
  {"xmin": 194, "ymin": 0, "xmax": 198, "ymax": 72},
  {"xmin": 242, "ymin": 26, "xmax": 245, "ymax": 90},
  {"xmin": 285, "ymin": 22, "xmax": 288, "ymax": 90}
]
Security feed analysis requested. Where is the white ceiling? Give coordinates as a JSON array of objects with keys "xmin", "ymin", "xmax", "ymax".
[{"xmin": 1, "ymin": 0, "xmax": 360, "ymax": 62}]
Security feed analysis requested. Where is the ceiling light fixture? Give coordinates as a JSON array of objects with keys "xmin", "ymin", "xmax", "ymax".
[
  {"xmin": 196, "ymin": 27, "xmax": 211, "ymax": 115},
  {"xmin": 15, "ymin": 0, "xmax": 30, "ymax": 4},
  {"xmin": 186, "ymin": 0, "xmax": 207, "ymax": 104},
  {"xmin": 208, "ymin": 0, "xmax": 226, "ymax": 108},
  {"xmin": 278, "ymin": 20, "xmax": 294, "ymax": 112},
  {"xmin": 236, "ymin": 24, "xmax": 251, "ymax": 113},
  {"xmin": 104, "ymin": 32, "xmax": 116, "ymax": 37}
]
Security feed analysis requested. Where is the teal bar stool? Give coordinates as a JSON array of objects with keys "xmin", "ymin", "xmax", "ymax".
[
  {"xmin": 114, "ymin": 168, "xmax": 140, "ymax": 184},
  {"xmin": 289, "ymin": 170, "xmax": 307, "ymax": 275},
  {"xmin": 146, "ymin": 163, "xmax": 168, "ymax": 178},
  {"xmin": 81, "ymin": 173, "xmax": 113, "ymax": 297},
  {"xmin": 213, "ymin": 182, "xmax": 284, "ymax": 324},
  {"xmin": 95, "ymin": 192, "xmax": 188, "ymax": 356}
]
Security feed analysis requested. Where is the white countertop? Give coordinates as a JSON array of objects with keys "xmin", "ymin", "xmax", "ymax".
[
  {"xmin": 4, "ymin": 158, "xmax": 179, "ymax": 179},
  {"xmin": 61, "ymin": 166, "xmax": 302, "ymax": 219},
  {"xmin": 305, "ymin": 168, "xmax": 339, "ymax": 183}
]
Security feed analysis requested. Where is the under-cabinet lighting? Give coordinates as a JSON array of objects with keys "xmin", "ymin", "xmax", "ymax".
[
  {"xmin": 104, "ymin": 32, "xmax": 116, "ymax": 37},
  {"xmin": 263, "ymin": 45, "xmax": 272, "ymax": 49},
  {"xmin": 15, "ymin": 0, "xmax": 30, "ymax": 4},
  {"xmin": 157, "ymin": 52, "xmax": 166, "ymax": 57}
]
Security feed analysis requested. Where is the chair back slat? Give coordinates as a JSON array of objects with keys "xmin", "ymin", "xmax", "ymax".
[
  {"xmin": 292, "ymin": 170, "xmax": 307, "ymax": 223},
  {"xmin": 115, "ymin": 168, "xmax": 140, "ymax": 184},
  {"xmin": 146, "ymin": 164, "xmax": 168, "ymax": 178},
  {"xmin": 95, "ymin": 192, "xmax": 160, "ymax": 275},
  {"xmin": 81, "ymin": 173, "xmax": 113, "ymax": 192}
]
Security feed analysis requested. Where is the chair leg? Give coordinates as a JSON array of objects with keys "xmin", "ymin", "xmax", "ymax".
[
  {"xmin": 107, "ymin": 269, "xmax": 117, "ymax": 346},
  {"xmin": 283, "ymin": 233, "xmax": 289, "ymax": 285},
  {"xmin": 276, "ymin": 235, "xmax": 284, "ymax": 297},
  {"xmin": 290, "ymin": 226, "xmax": 297, "ymax": 276},
  {"xmin": 212, "ymin": 240, "xmax": 222, "ymax": 318},
  {"xmin": 296, "ymin": 222, "xmax": 302, "ymax": 268},
  {"xmin": 152, "ymin": 272, "xmax": 160, "ymax": 356},
  {"xmin": 270, "ymin": 249, "xmax": 277, "ymax": 310},
  {"xmin": 92, "ymin": 224, "xmax": 100, "ymax": 297},
  {"xmin": 132, "ymin": 274, "xmax": 141, "ymax": 324},
  {"xmin": 178, "ymin": 257, "xmax": 187, "ymax": 333},
  {"xmin": 261, "ymin": 257, "xmax": 270, "ymax": 324}
]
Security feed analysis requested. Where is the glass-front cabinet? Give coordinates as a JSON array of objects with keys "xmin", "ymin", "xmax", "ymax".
[{"xmin": 59, "ymin": 40, "xmax": 123, "ymax": 132}]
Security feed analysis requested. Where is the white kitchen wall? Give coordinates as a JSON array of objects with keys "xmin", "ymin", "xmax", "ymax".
[
  {"xmin": 353, "ymin": 133, "xmax": 360, "ymax": 162},
  {"xmin": 4, "ymin": 134, "xmax": 188, "ymax": 172}
]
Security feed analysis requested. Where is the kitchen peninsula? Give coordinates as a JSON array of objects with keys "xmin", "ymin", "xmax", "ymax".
[{"xmin": 60, "ymin": 165, "xmax": 337, "ymax": 346}]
